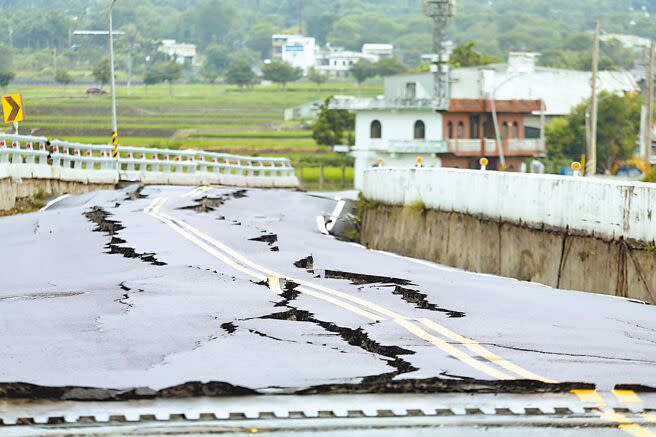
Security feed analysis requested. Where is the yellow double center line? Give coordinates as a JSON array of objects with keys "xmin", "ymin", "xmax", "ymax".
[
  {"xmin": 145, "ymin": 197, "xmax": 553, "ymax": 382},
  {"xmin": 146, "ymin": 196, "xmax": 656, "ymax": 435}
]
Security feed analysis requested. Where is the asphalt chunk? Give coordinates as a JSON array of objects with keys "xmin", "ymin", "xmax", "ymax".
[
  {"xmin": 221, "ymin": 322, "xmax": 237, "ymax": 334},
  {"xmin": 124, "ymin": 185, "xmax": 148, "ymax": 201},
  {"xmin": 249, "ymin": 234, "xmax": 280, "ymax": 252},
  {"xmin": 294, "ymin": 255, "xmax": 314, "ymax": 272}
]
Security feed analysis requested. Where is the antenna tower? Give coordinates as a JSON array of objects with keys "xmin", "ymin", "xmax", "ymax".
[{"xmin": 423, "ymin": 0, "xmax": 456, "ymax": 109}]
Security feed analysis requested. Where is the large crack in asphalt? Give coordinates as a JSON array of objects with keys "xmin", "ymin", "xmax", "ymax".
[
  {"xmin": 259, "ymin": 306, "xmax": 418, "ymax": 383},
  {"xmin": 293, "ymin": 258, "xmax": 464, "ymax": 318},
  {"xmin": 179, "ymin": 189, "xmax": 248, "ymax": 214},
  {"xmin": 84, "ymin": 207, "xmax": 167, "ymax": 266}
]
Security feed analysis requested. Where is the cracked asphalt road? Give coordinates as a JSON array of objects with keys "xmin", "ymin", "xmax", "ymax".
[{"xmin": 0, "ymin": 185, "xmax": 655, "ymax": 397}]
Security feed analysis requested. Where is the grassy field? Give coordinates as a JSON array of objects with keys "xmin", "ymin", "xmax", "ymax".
[
  {"xmin": 4, "ymin": 82, "xmax": 378, "ymax": 190},
  {"xmin": 10, "ymin": 82, "xmax": 379, "ymax": 153}
]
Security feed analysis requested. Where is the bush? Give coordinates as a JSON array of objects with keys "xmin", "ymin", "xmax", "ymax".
[{"xmin": 54, "ymin": 70, "xmax": 73, "ymax": 85}]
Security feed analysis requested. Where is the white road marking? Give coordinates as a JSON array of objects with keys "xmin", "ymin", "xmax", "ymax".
[{"xmin": 40, "ymin": 194, "xmax": 71, "ymax": 212}]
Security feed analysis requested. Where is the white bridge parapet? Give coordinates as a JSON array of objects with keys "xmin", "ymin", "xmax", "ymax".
[
  {"xmin": 0, "ymin": 134, "xmax": 299, "ymax": 189},
  {"xmin": 362, "ymin": 167, "xmax": 656, "ymax": 243}
]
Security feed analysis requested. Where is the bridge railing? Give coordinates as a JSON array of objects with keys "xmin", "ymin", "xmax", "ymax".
[
  {"xmin": 0, "ymin": 134, "xmax": 50, "ymax": 165},
  {"xmin": 0, "ymin": 134, "xmax": 298, "ymax": 187},
  {"xmin": 50, "ymin": 140, "xmax": 118, "ymax": 171}
]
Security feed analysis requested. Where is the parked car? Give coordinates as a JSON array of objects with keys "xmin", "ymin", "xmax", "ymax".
[{"xmin": 86, "ymin": 87, "xmax": 107, "ymax": 96}]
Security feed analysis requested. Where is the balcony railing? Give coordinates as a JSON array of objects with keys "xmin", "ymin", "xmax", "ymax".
[
  {"xmin": 388, "ymin": 139, "xmax": 448, "ymax": 154},
  {"xmin": 330, "ymin": 97, "xmax": 438, "ymax": 111},
  {"xmin": 449, "ymin": 138, "xmax": 545, "ymax": 156},
  {"xmin": 448, "ymin": 139, "xmax": 483, "ymax": 155}
]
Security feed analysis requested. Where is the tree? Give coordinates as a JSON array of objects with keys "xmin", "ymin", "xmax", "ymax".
[
  {"xmin": 246, "ymin": 23, "xmax": 277, "ymax": 59},
  {"xmin": 0, "ymin": 71, "xmax": 15, "ymax": 88},
  {"xmin": 546, "ymin": 91, "xmax": 641, "ymax": 174},
  {"xmin": 93, "ymin": 59, "xmax": 111, "ymax": 88},
  {"xmin": 200, "ymin": 65, "xmax": 219, "ymax": 84},
  {"xmin": 350, "ymin": 60, "xmax": 375, "ymax": 84},
  {"xmin": 262, "ymin": 59, "xmax": 302, "ymax": 88},
  {"xmin": 159, "ymin": 61, "xmax": 182, "ymax": 97},
  {"xmin": 373, "ymin": 58, "xmax": 407, "ymax": 77},
  {"xmin": 449, "ymin": 41, "xmax": 501, "ymax": 68},
  {"xmin": 307, "ymin": 13, "xmax": 338, "ymax": 46},
  {"xmin": 226, "ymin": 60, "xmax": 256, "ymax": 88},
  {"xmin": 204, "ymin": 44, "xmax": 231, "ymax": 72},
  {"xmin": 308, "ymin": 67, "xmax": 329, "ymax": 90},
  {"xmin": 312, "ymin": 98, "xmax": 355, "ymax": 147},
  {"xmin": 54, "ymin": 70, "xmax": 73, "ymax": 85}
]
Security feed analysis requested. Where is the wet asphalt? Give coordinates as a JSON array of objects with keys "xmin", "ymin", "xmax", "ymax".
[{"xmin": 0, "ymin": 185, "xmax": 655, "ymax": 397}]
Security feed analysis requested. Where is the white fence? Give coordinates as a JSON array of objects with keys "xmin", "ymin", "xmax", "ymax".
[
  {"xmin": 0, "ymin": 134, "xmax": 298, "ymax": 188},
  {"xmin": 362, "ymin": 167, "xmax": 656, "ymax": 243}
]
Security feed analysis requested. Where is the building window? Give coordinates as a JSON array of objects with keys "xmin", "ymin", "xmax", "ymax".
[
  {"xmin": 405, "ymin": 82, "xmax": 417, "ymax": 99},
  {"xmin": 457, "ymin": 121, "xmax": 465, "ymax": 139},
  {"xmin": 371, "ymin": 120, "xmax": 382, "ymax": 139},
  {"xmin": 513, "ymin": 122, "xmax": 520, "ymax": 139},
  {"xmin": 502, "ymin": 122, "xmax": 509, "ymax": 139},
  {"xmin": 447, "ymin": 121, "xmax": 454, "ymax": 139},
  {"xmin": 414, "ymin": 120, "xmax": 426, "ymax": 139},
  {"xmin": 470, "ymin": 115, "xmax": 480, "ymax": 139}
]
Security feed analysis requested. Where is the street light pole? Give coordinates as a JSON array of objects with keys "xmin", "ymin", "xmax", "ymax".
[{"xmin": 109, "ymin": 0, "xmax": 119, "ymax": 158}]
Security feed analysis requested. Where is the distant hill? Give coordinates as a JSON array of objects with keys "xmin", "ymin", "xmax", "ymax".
[{"xmin": 0, "ymin": 0, "xmax": 653, "ymax": 73}]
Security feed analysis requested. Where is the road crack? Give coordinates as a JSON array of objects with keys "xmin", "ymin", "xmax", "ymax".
[{"xmin": 84, "ymin": 206, "xmax": 167, "ymax": 266}]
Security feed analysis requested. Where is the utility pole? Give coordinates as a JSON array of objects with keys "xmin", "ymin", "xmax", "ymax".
[
  {"xmin": 108, "ymin": 0, "xmax": 119, "ymax": 158},
  {"xmin": 9, "ymin": 26, "xmax": 13, "ymax": 49},
  {"xmin": 642, "ymin": 41, "xmax": 655, "ymax": 164},
  {"xmin": 127, "ymin": 48, "xmax": 132, "ymax": 96},
  {"xmin": 423, "ymin": 0, "xmax": 456, "ymax": 110},
  {"xmin": 587, "ymin": 21, "xmax": 600, "ymax": 177}
]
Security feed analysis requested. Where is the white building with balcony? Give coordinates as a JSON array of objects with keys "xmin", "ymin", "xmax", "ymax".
[{"xmin": 333, "ymin": 52, "xmax": 639, "ymax": 189}]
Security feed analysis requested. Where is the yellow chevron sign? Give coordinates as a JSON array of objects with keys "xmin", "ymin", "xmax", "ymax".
[{"xmin": 2, "ymin": 94, "xmax": 24, "ymax": 123}]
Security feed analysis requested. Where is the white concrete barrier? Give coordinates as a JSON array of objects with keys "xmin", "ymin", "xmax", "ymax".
[
  {"xmin": 362, "ymin": 167, "xmax": 656, "ymax": 243},
  {"xmin": 0, "ymin": 134, "xmax": 299, "ymax": 189}
]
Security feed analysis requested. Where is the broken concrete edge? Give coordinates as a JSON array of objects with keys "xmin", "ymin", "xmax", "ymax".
[
  {"xmin": 0, "ymin": 380, "xmax": 596, "ymax": 402},
  {"xmin": 0, "ymin": 172, "xmax": 297, "ymax": 212},
  {"xmin": 614, "ymin": 384, "xmax": 656, "ymax": 393}
]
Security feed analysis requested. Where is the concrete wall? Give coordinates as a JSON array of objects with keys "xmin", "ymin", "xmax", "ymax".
[
  {"xmin": 363, "ymin": 168, "xmax": 656, "ymax": 243},
  {"xmin": 360, "ymin": 168, "xmax": 656, "ymax": 303},
  {"xmin": 361, "ymin": 205, "xmax": 656, "ymax": 304}
]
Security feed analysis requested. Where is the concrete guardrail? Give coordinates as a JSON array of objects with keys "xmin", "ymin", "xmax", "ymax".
[{"xmin": 362, "ymin": 167, "xmax": 656, "ymax": 244}]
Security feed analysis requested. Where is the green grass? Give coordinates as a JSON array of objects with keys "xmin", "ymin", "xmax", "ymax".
[
  {"xmin": 4, "ymin": 82, "xmax": 378, "ymax": 187},
  {"xmin": 188, "ymin": 131, "xmax": 312, "ymax": 139}
]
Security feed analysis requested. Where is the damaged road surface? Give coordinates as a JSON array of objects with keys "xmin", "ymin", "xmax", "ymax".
[{"xmin": 0, "ymin": 185, "xmax": 655, "ymax": 435}]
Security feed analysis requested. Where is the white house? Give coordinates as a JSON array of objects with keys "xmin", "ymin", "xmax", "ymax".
[
  {"xmin": 158, "ymin": 40, "xmax": 197, "ymax": 66},
  {"xmin": 333, "ymin": 52, "xmax": 639, "ymax": 189},
  {"xmin": 362, "ymin": 43, "xmax": 394, "ymax": 61},
  {"xmin": 272, "ymin": 34, "xmax": 316, "ymax": 75},
  {"xmin": 316, "ymin": 51, "xmax": 377, "ymax": 78}
]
